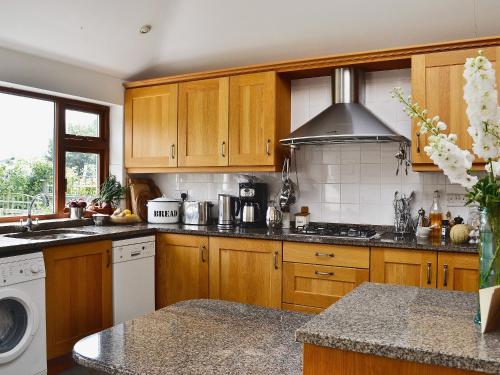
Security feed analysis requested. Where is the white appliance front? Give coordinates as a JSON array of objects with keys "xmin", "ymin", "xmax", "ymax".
[
  {"xmin": 0, "ymin": 252, "xmax": 46, "ymax": 375},
  {"xmin": 112, "ymin": 237, "xmax": 155, "ymax": 324}
]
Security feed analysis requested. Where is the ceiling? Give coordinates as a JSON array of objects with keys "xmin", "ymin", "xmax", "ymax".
[{"xmin": 0, "ymin": 0, "xmax": 499, "ymax": 81}]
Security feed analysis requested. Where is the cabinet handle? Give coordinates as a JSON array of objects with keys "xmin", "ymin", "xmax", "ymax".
[
  {"xmin": 315, "ymin": 270, "xmax": 334, "ymax": 276},
  {"xmin": 315, "ymin": 252, "xmax": 335, "ymax": 258},
  {"xmin": 416, "ymin": 132, "xmax": 421, "ymax": 153},
  {"xmin": 426, "ymin": 262, "xmax": 432, "ymax": 285},
  {"xmin": 171, "ymin": 144, "xmax": 176, "ymax": 159},
  {"xmin": 200, "ymin": 245, "xmax": 207, "ymax": 263},
  {"xmin": 221, "ymin": 141, "xmax": 226, "ymax": 157},
  {"xmin": 106, "ymin": 250, "xmax": 111, "ymax": 268},
  {"xmin": 443, "ymin": 264, "xmax": 448, "ymax": 287},
  {"xmin": 273, "ymin": 251, "xmax": 279, "ymax": 270},
  {"xmin": 266, "ymin": 139, "xmax": 271, "ymax": 156}
]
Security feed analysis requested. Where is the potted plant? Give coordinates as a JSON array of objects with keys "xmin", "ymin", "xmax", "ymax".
[
  {"xmin": 89, "ymin": 175, "xmax": 127, "ymax": 215},
  {"xmin": 392, "ymin": 51, "xmax": 499, "ymax": 324}
]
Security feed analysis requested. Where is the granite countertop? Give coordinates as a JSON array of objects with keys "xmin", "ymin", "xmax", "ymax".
[
  {"xmin": 73, "ymin": 299, "xmax": 310, "ymax": 375},
  {"xmin": 296, "ymin": 282, "xmax": 500, "ymax": 374},
  {"xmin": 0, "ymin": 221, "xmax": 477, "ymax": 257}
]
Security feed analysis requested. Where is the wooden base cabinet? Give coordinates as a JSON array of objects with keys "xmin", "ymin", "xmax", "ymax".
[
  {"xmin": 437, "ymin": 252, "xmax": 479, "ymax": 292},
  {"xmin": 303, "ymin": 344, "xmax": 483, "ymax": 375},
  {"xmin": 371, "ymin": 248, "xmax": 479, "ymax": 292},
  {"xmin": 370, "ymin": 248, "xmax": 437, "ymax": 288},
  {"xmin": 283, "ymin": 262, "xmax": 369, "ymax": 309},
  {"xmin": 156, "ymin": 234, "xmax": 209, "ymax": 309},
  {"xmin": 209, "ymin": 237, "xmax": 282, "ymax": 308},
  {"xmin": 43, "ymin": 241, "xmax": 112, "ymax": 360}
]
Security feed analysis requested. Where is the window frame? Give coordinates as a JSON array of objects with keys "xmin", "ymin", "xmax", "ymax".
[{"xmin": 0, "ymin": 86, "xmax": 109, "ymax": 222}]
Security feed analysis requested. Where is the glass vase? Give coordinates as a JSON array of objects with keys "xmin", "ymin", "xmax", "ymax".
[{"xmin": 474, "ymin": 204, "xmax": 500, "ymax": 324}]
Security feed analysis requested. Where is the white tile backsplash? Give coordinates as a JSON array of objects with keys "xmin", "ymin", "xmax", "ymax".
[{"xmin": 150, "ymin": 69, "xmax": 469, "ymax": 226}]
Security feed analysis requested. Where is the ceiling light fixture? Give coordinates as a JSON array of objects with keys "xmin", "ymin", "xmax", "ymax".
[{"xmin": 139, "ymin": 25, "xmax": 152, "ymax": 34}]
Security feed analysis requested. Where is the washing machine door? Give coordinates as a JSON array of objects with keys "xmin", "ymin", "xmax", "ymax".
[{"xmin": 0, "ymin": 289, "xmax": 39, "ymax": 364}]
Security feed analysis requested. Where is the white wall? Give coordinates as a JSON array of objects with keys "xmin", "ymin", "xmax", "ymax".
[{"xmin": 151, "ymin": 69, "xmax": 471, "ymax": 225}]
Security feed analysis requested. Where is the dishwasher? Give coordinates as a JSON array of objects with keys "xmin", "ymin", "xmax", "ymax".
[{"xmin": 112, "ymin": 235, "xmax": 155, "ymax": 324}]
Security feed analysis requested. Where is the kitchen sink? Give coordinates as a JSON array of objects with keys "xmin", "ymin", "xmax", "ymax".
[{"xmin": 4, "ymin": 229, "xmax": 97, "ymax": 241}]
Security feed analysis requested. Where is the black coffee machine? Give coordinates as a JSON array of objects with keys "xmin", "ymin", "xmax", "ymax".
[{"xmin": 238, "ymin": 182, "xmax": 268, "ymax": 228}]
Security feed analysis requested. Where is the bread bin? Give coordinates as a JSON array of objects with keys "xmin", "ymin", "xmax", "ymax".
[
  {"xmin": 147, "ymin": 197, "xmax": 181, "ymax": 223},
  {"xmin": 181, "ymin": 201, "xmax": 213, "ymax": 225}
]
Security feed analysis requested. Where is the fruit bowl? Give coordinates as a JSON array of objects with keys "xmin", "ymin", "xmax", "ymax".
[{"xmin": 109, "ymin": 215, "xmax": 142, "ymax": 225}]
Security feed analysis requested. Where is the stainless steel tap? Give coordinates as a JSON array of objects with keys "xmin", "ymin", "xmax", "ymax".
[{"xmin": 23, "ymin": 193, "xmax": 50, "ymax": 231}]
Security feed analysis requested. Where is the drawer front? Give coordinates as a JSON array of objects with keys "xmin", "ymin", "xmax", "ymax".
[
  {"xmin": 283, "ymin": 262, "xmax": 369, "ymax": 308},
  {"xmin": 282, "ymin": 303, "xmax": 323, "ymax": 314},
  {"xmin": 283, "ymin": 242, "xmax": 369, "ymax": 268}
]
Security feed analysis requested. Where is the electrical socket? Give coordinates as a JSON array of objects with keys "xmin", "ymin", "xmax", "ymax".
[{"xmin": 446, "ymin": 193, "xmax": 467, "ymax": 207}]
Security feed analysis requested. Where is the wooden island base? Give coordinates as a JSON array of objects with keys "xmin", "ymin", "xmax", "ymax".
[{"xmin": 303, "ymin": 344, "xmax": 482, "ymax": 375}]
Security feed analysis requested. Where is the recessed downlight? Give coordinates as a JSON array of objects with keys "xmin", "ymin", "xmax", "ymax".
[{"xmin": 139, "ymin": 25, "xmax": 152, "ymax": 34}]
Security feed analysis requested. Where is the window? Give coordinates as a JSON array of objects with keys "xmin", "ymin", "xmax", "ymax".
[{"xmin": 0, "ymin": 87, "xmax": 109, "ymax": 221}]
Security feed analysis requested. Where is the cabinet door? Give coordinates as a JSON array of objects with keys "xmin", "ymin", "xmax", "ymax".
[
  {"xmin": 156, "ymin": 234, "xmax": 209, "ymax": 309},
  {"xmin": 370, "ymin": 247, "xmax": 437, "ymax": 288},
  {"xmin": 124, "ymin": 84, "xmax": 178, "ymax": 168},
  {"xmin": 411, "ymin": 47, "xmax": 499, "ymax": 169},
  {"xmin": 437, "ymin": 252, "xmax": 479, "ymax": 292},
  {"xmin": 43, "ymin": 241, "xmax": 112, "ymax": 359},
  {"xmin": 229, "ymin": 72, "xmax": 276, "ymax": 166},
  {"xmin": 209, "ymin": 237, "xmax": 282, "ymax": 308},
  {"xmin": 178, "ymin": 77, "xmax": 229, "ymax": 166},
  {"xmin": 283, "ymin": 262, "xmax": 369, "ymax": 309}
]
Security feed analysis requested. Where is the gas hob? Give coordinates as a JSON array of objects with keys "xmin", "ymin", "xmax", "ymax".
[{"xmin": 291, "ymin": 223, "xmax": 382, "ymax": 240}]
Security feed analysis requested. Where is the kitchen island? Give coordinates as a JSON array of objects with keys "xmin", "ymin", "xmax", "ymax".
[
  {"xmin": 73, "ymin": 299, "xmax": 310, "ymax": 375},
  {"xmin": 296, "ymin": 283, "xmax": 500, "ymax": 374}
]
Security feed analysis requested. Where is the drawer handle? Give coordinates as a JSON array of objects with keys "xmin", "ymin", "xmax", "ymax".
[
  {"xmin": 274, "ymin": 251, "xmax": 279, "ymax": 270},
  {"xmin": 443, "ymin": 264, "xmax": 448, "ymax": 287},
  {"xmin": 315, "ymin": 270, "xmax": 334, "ymax": 276},
  {"xmin": 315, "ymin": 252, "xmax": 335, "ymax": 258},
  {"xmin": 427, "ymin": 262, "xmax": 432, "ymax": 285}
]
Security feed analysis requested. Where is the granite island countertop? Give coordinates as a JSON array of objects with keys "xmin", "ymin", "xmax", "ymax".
[
  {"xmin": 73, "ymin": 299, "xmax": 310, "ymax": 375},
  {"xmin": 296, "ymin": 282, "xmax": 500, "ymax": 374},
  {"xmin": 0, "ymin": 222, "xmax": 477, "ymax": 257}
]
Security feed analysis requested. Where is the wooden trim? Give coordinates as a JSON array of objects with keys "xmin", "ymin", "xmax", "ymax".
[
  {"xmin": 124, "ymin": 36, "xmax": 500, "ymax": 88},
  {"xmin": 303, "ymin": 344, "xmax": 483, "ymax": 375},
  {"xmin": 126, "ymin": 165, "xmax": 282, "ymax": 174}
]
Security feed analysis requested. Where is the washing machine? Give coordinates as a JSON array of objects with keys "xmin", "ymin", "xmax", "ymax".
[{"xmin": 0, "ymin": 252, "xmax": 46, "ymax": 375}]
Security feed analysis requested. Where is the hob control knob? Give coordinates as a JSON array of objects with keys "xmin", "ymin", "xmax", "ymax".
[{"xmin": 30, "ymin": 265, "xmax": 40, "ymax": 274}]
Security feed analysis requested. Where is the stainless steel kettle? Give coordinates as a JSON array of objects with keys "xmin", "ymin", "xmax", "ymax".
[{"xmin": 217, "ymin": 194, "xmax": 240, "ymax": 229}]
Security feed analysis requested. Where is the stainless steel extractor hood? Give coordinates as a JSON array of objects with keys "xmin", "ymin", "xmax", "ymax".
[{"xmin": 280, "ymin": 68, "xmax": 409, "ymax": 146}]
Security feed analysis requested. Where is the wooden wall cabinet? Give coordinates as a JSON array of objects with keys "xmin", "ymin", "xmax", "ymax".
[
  {"xmin": 209, "ymin": 237, "xmax": 282, "ymax": 308},
  {"xmin": 229, "ymin": 71, "xmax": 290, "ymax": 167},
  {"xmin": 178, "ymin": 77, "xmax": 229, "ymax": 167},
  {"xmin": 370, "ymin": 247, "xmax": 437, "ymax": 288},
  {"xmin": 437, "ymin": 252, "xmax": 479, "ymax": 292},
  {"xmin": 411, "ymin": 47, "xmax": 500, "ymax": 171},
  {"xmin": 156, "ymin": 234, "xmax": 209, "ymax": 309},
  {"xmin": 43, "ymin": 241, "xmax": 112, "ymax": 359},
  {"xmin": 124, "ymin": 84, "xmax": 178, "ymax": 168}
]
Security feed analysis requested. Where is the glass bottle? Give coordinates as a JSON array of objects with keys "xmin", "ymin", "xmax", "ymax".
[{"xmin": 429, "ymin": 190, "xmax": 442, "ymax": 238}]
